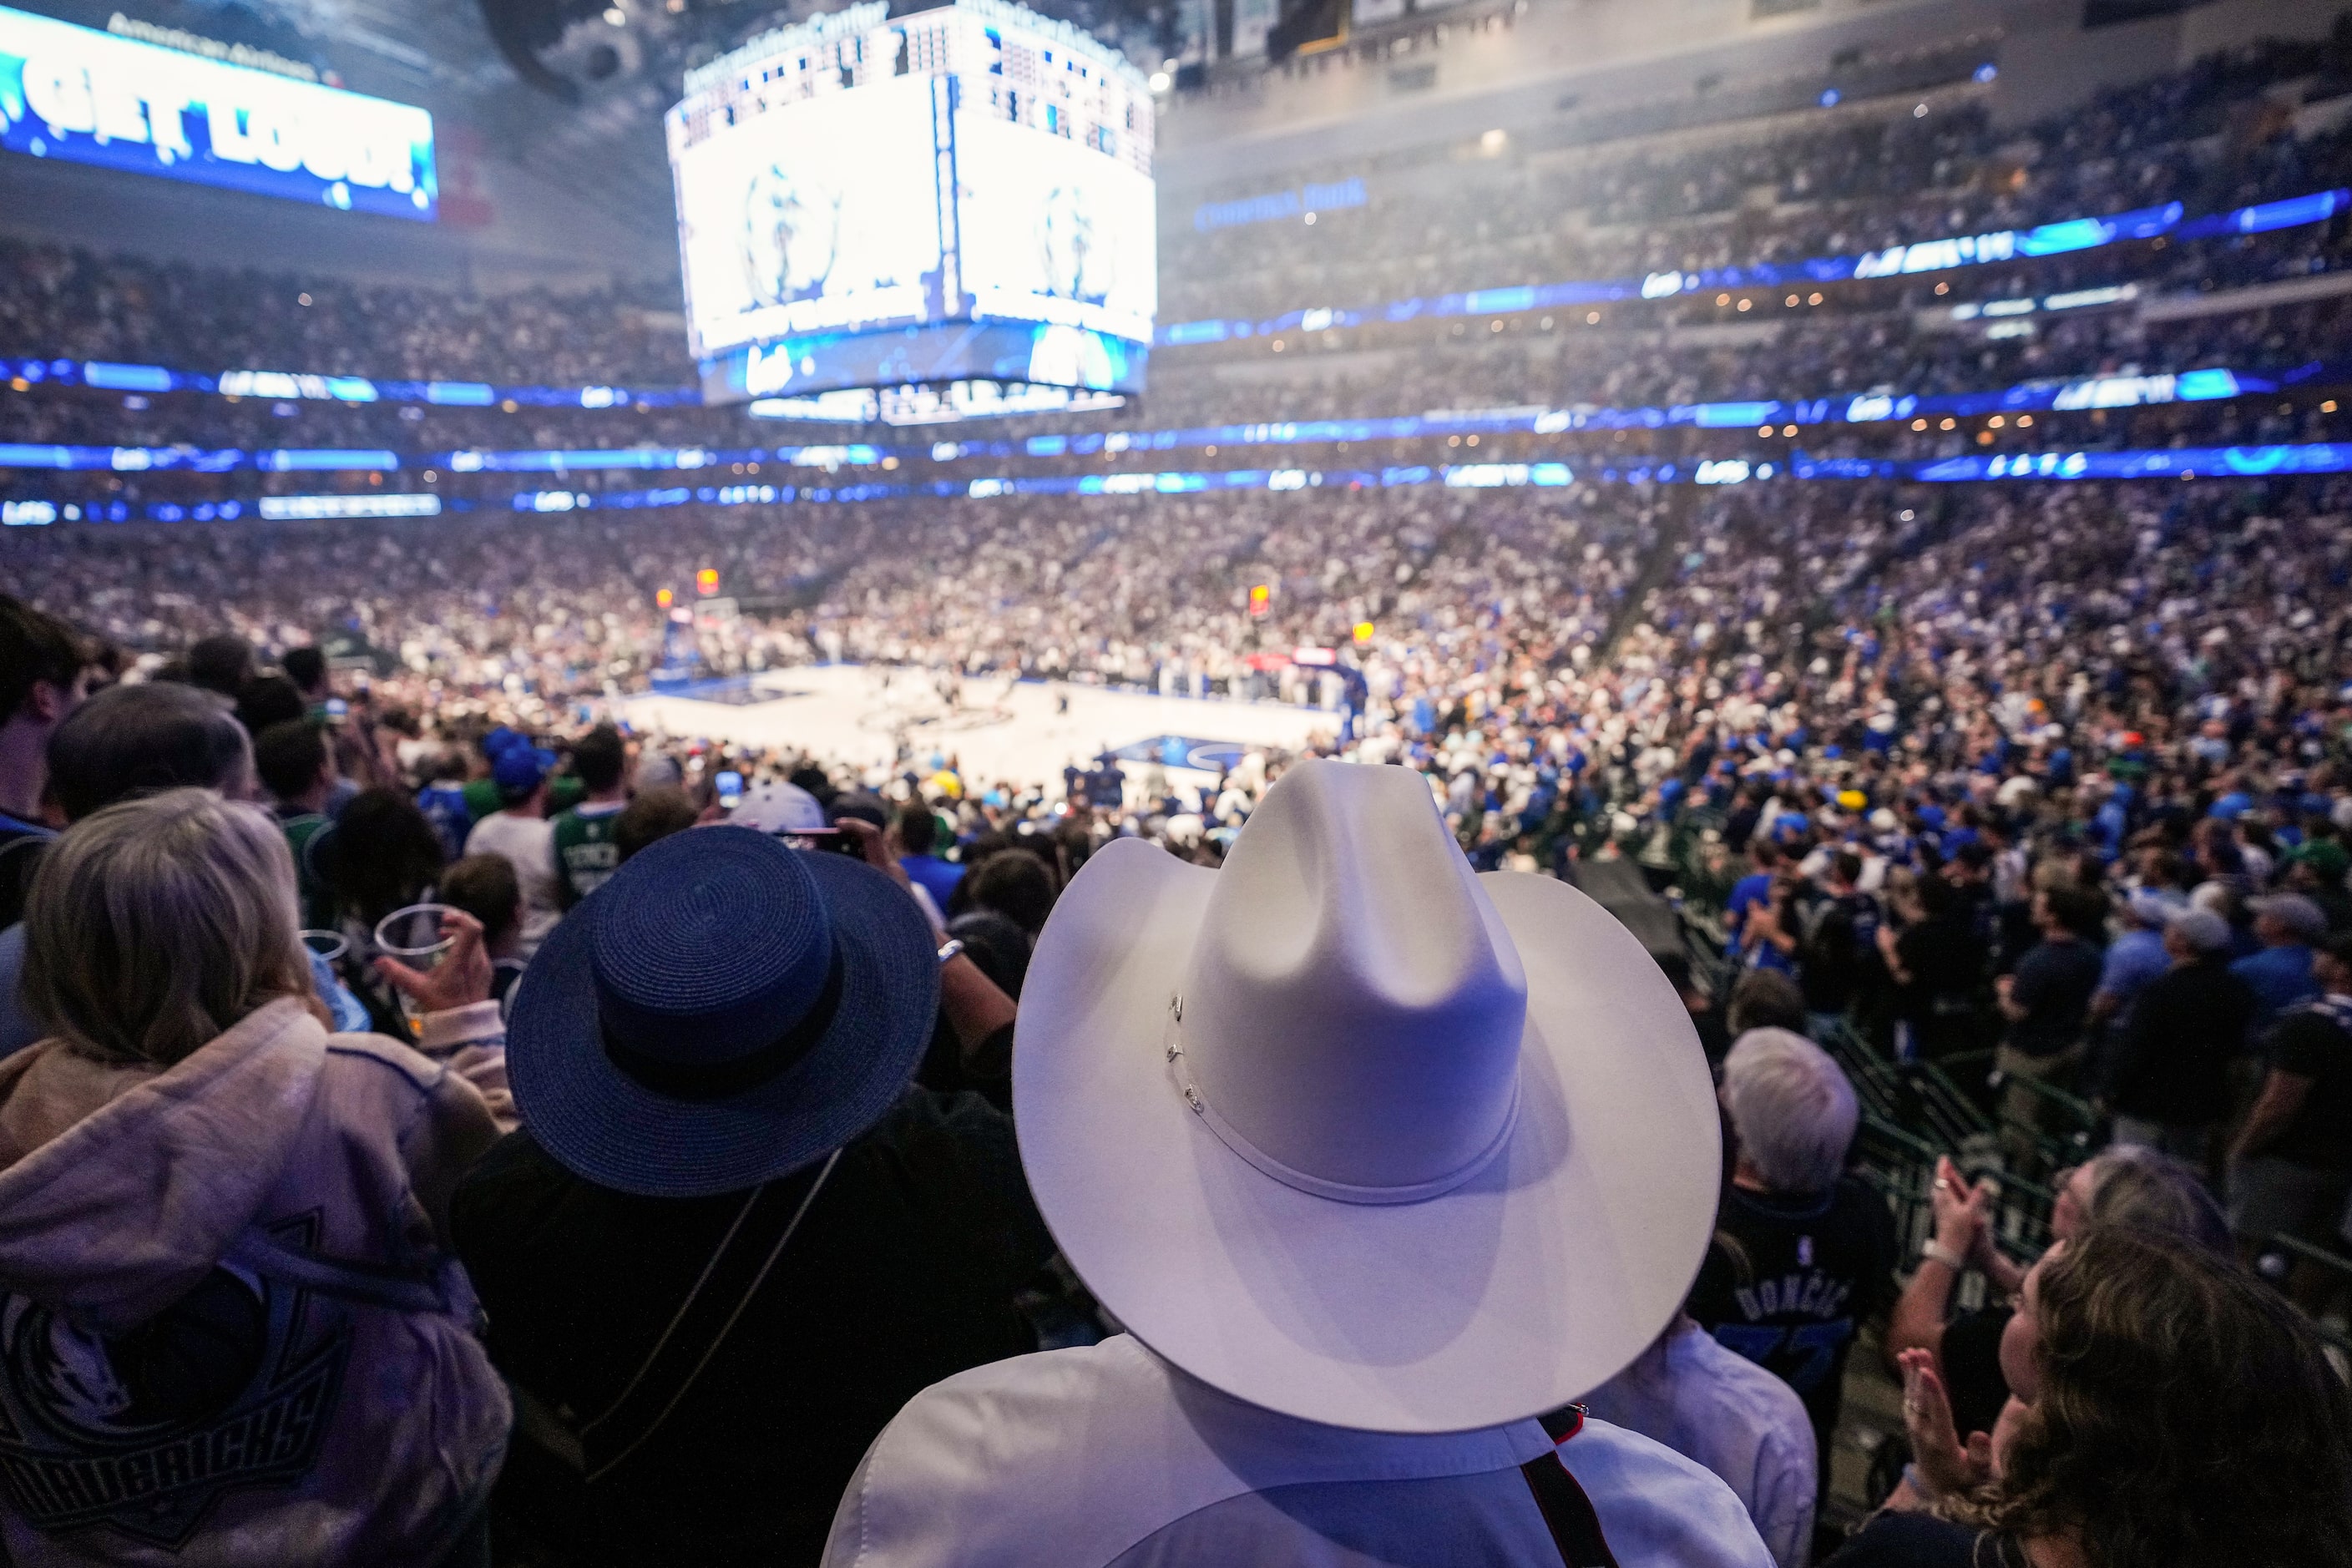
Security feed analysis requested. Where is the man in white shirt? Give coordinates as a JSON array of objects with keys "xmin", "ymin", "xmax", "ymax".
[
  {"xmin": 1581, "ymin": 1313, "xmax": 1818, "ymax": 1567},
  {"xmin": 463, "ymin": 744, "xmax": 562, "ymax": 949},
  {"xmin": 822, "ymin": 760, "xmax": 1771, "ymax": 1568},
  {"xmin": 829, "ymin": 1333, "xmax": 1767, "ymax": 1568}
]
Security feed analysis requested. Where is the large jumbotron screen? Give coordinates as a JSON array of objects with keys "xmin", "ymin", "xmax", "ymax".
[{"xmin": 667, "ymin": 0, "xmax": 1155, "ymax": 407}]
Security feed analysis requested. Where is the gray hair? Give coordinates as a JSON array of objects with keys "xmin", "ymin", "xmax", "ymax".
[
  {"xmin": 2085, "ymin": 1145, "xmax": 2231, "ymax": 1255},
  {"xmin": 22, "ymin": 789, "xmax": 315, "ymax": 1065},
  {"xmin": 1721, "ymin": 1027, "xmax": 1859, "ymax": 1196}
]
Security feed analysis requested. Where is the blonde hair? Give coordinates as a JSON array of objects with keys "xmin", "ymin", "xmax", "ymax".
[{"xmin": 23, "ymin": 788, "xmax": 318, "ymax": 1065}]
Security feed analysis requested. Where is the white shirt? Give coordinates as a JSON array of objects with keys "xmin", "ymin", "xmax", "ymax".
[
  {"xmin": 822, "ymin": 1333, "xmax": 1771, "ymax": 1568},
  {"xmin": 462, "ymin": 811, "xmax": 561, "ymax": 947},
  {"xmin": 1580, "ymin": 1320, "xmax": 1818, "ymax": 1568}
]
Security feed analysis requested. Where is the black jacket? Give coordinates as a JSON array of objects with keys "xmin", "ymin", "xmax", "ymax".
[
  {"xmin": 450, "ymin": 1087, "xmax": 1053, "ymax": 1566},
  {"xmin": 2109, "ymin": 958, "xmax": 2255, "ymax": 1124}
]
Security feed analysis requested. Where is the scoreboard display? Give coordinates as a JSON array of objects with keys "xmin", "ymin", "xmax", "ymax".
[{"xmin": 667, "ymin": 0, "xmax": 1155, "ymax": 405}]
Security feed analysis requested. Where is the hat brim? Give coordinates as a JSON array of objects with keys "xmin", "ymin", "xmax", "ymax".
[
  {"xmin": 1013, "ymin": 839, "xmax": 1722, "ymax": 1434},
  {"xmin": 507, "ymin": 852, "xmax": 939, "ymax": 1197}
]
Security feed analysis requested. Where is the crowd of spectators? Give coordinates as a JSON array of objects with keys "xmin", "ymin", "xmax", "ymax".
[
  {"xmin": 0, "ymin": 240, "xmax": 691, "ymax": 387},
  {"xmin": 7, "ymin": 35, "xmax": 2352, "ymax": 554},
  {"xmin": 6, "ymin": 452, "xmax": 2352, "ymax": 1562},
  {"xmin": 8, "ymin": 200, "xmax": 2348, "ymax": 523},
  {"xmin": 1160, "ymin": 35, "xmax": 2352, "ymax": 322},
  {"xmin": 0, "ymin": 486, "xmax": 1636, "ymax": 727},
  {"xmin": 4, "ymin": 25, "xmax": 2352, "ymax": 1568},
  {"xmin": 1146, "ymin": 281, "xmax": 2352, "ymax": 424}
]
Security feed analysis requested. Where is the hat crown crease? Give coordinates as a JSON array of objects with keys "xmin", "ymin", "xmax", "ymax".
[{"xmin": 1181, "ymin": 762, "xmax": 1528, "ymax": 1197}]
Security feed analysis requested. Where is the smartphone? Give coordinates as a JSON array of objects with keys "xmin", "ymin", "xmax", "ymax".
[
  {"xmin": 785, "ymin": 831, "xmax": 863, "ymax": 856},
  {"xmin": 716, "ymin": 770, "xmax": 744, "ymax": 812}
]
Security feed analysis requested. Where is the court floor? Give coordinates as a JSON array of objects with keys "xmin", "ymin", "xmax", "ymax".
[{"xmin": 618, "ymin": 664, "xmax": 1338, "ymax": 797}]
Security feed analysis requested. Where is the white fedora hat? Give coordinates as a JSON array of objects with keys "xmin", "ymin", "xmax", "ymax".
[{"xmin": 1014, "ymin": 758, "xmax": 1721, "ymax": 1434}]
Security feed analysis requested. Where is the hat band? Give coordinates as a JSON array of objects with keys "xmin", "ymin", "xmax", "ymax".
[
  {"xmin": 1164, "ymin": 999, "xmax": 1520, "ymax": 1206},
  {"xmin": 602, "ymin": 955, "xmax": 845, "ymax": 1102}
]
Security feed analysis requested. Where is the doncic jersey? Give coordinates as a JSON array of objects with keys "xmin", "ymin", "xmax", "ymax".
[
  {"xmin": 1684, "ymin": 1176, "xmax": 1899, "ymax": 1441},
  {"xmin": 551, "ymin": 802, "xmax": 624, "ymax": 909}
]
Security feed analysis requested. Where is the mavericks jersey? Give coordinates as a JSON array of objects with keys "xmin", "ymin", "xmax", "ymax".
[{"xmin": 1684, "ymin": 1176, "xmax": 1899, "ymax": 1443}]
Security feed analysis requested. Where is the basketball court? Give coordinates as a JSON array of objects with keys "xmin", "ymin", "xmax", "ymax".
[{"xmin": 618, "ymin": 665, "xmax": 1338, "ymax": 797}]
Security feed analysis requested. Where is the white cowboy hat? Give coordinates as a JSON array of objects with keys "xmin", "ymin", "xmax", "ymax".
[{"xmin": 1014, "ymin": 758, "xmax": 1720, "ymax": 1434}]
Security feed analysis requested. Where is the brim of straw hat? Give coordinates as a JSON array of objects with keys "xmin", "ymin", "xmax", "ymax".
[{"xmin": 506, "ymin": 849, "xmax": 938, "ymax": 1198}]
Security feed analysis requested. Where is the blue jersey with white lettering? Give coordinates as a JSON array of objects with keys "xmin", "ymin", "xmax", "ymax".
[{"xmin": 1685, "ymin": 1176, "xmax": 1899, "ymax": 1445}]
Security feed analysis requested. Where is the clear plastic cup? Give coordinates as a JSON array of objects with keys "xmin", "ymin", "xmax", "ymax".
[
  {"xmin": 299, "ymin": 929, "xmax": 350, "ymax": 966},
  {"xmin": 373, "ymin": 903, "xmax": 458, "ymax": 1028}
]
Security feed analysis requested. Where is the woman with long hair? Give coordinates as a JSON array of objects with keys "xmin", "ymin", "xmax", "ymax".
[
  {"xmin": 0, "ymin": 789, "xmax": 509, "ymax": 1566},
  {"xmin": 315, "ymin": 786, "xmax": 450, "ymax": 1037},
  {"xmin": 1833, "ymin": 1226, "xmax": 2352, "ymax": 1566},
  {"xmin": 318, "ymin": 785, "xmax": 448, "ymax": 933},
  {"xmin": 1884, "ymin": 1144, "xmax": 2228, "ymax": 1444}
]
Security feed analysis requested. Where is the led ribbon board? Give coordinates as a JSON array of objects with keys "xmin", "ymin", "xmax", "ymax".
[
  {"xmin": 23, "ymin": 441, "xmax": 2352, "ymax": 528},
  {"xmin": 0, "ymin": 4, "xmax": 435, "ymax": 219},
  {"xmin": 667, "ymin": 0, "xmax": 1155, "ymax": 404},
  {"xmin": 1156, "ymin": 190, "xmax": 2349, "ymax": 345}
]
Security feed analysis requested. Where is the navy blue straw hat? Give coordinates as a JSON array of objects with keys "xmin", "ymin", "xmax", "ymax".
[{"xmin": 506, "ymin": 825, "xmax": 939, "ymax": 1197}]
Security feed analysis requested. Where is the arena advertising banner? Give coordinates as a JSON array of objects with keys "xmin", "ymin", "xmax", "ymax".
[
  {"xmin": 0, "ymin": 5, "xmax": 435, "ymax": 219},
  {"xmin": 704, "ymin": 320, "xmax": 1142, "ymax": 402},
  {"xmin": 667, "ymin": 0, "xmax": 1154, "ymax": 404}
]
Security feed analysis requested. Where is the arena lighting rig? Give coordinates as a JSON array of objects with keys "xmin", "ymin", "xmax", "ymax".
[{"xmin": 666, "ymin": 0, "xmax": 1156, "ymax": 419}]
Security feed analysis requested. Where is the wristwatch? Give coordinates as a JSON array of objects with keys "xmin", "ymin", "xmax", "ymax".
[
  {"xmin": 1920, "ymin": 1240, "xmax": 1969, "ymax": 1272},
  {"xmin": 936, "ymin": 938, "xmax": 966, "ymax": 967}
]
